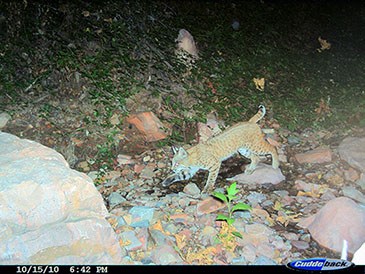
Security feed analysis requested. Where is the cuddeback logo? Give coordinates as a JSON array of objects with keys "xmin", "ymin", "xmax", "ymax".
[{"xmin": 287, "ymin": 258, "xmax": 354, "ymax": 271}]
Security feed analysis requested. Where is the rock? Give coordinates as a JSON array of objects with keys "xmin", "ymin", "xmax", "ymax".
[
  {"xmin": 352, "ymin": 242, "xmax": 365, "ymax": 265},
  {"xmin": 357, "ymin": 173, "xmax": 365, "ymax": 190},
  {"xmin": 231, "ymin": 19, "xmax": 240, "ymax": 31},
  {"xmin": 120, "ymin": 231, "xmax": 143, "ymax": 251},
  {"xmin": 117, "ymin": 154, "xmax": 135, "ymax": 165},
  {"xmin": 126, "ymin": 112, "xmax": 169, "ymax": 142},
  {"xmin": 108, "ymin": 192, "xmax": 127, "ymax": 207},
  {"xmin": 183, "ymin": 183, "xmax": 201, "ymax": 197},
  {"xmin": 344, "ymin": 168, "xmax": 360, "ymax": 182},
  {"xmin": 139, "ymin": 164, "xmax": 156, "ymax": 179},
  {"xmin": 196, "ymin": 197, "xmax": 226, "ymax": 216},
  {"xmin": 295, "ymin": 147, "xmax": 332, "ymax": 164},
  {"xmin": 257, "ymin": 243, "xmax": 275, "ymax": 258},
  {"xmin": 253, "ymin": 256, "xmax": 277, "ymax": 265},
  {"xmin": 0, "ymin": 132, "xmax": 123, "ymax": 264},
  {"xmin": 342, "ymin": 186, "xmax": 365, "ymax": 205},
  {"xmin": 175, "ymin": 29, "xmax": 199, "ymax": 58},
  {"xmin": 228, "ymin": 163, "xmax": 285, "ymax": 185},
  {"xmin": 240, "ymin": 244, "xmax": 256, "ymax": 263},
  {"xmin": 0, "ymin": 112, "xmax": 11, "ymax": 129},
  {"xmin": 291, "ymin": 240, "xmax": 310, "ymax": 250},
  {"xmin": 150, "ymin": 244, "xmax": 183, "ymax": 265},
  {"xmin": 129, "ymin": 206, "xmax": 155, "ymax": 228},
  {"xmin": 246, "ymin": 192, "xmax": 267, "ymax": 207},
  {"xmin": 338, "ymin": 137, "xmax": 365, "ymax": 172},
  {"xmin": 298, "ymin": 197, "xmax": 365, "ymax": 253}
]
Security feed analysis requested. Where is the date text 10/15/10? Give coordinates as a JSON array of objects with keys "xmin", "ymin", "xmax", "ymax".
[{"xmin": 15, "ymin": 266, "xmax": 108, "ymax": 274}]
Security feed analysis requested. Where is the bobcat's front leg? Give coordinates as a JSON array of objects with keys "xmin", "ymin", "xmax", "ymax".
[
  {"xmin": 202, "ymin": 163, "xmax": 221, "ymax": 194},
  {"xmin": 245, "ymin": 154, "xmax": 260, "ymax": 175}
]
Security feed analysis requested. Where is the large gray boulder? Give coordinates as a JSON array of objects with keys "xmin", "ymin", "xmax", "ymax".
[{"xmin": 0, "ymin": 132, "xmax": 123, "ymax": 264}]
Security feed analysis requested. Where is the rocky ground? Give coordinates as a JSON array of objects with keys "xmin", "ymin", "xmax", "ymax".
[
  {"xmin": 1, "ymin": 1, "xmax": 365, "ymax": 265},
  {"xmin": 1, "ymin": 104, "xmax": 365, "ymax": 265}
]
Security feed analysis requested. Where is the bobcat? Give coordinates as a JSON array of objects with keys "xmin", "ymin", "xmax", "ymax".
[{"xmin": 161, "ymin": 105, "xmax": 279, "ymax": 193}]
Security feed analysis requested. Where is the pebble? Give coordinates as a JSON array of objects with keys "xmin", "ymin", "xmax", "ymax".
[
  {"xmin": 342, "ymin": 186, "xmax": 365, "ymax": 204},
  {"xmin": 108, "ymin": 192, "xmax": 126, "ymax": 207},
  {"xmin": 253, "ymin": 256, "xmax": 277, "ymax": 265},
  {"xmin": 120, "ymin": 230, "xmax": 143, "ymax": 251},
  {"xmin": 183, "ymin": 183, "xmax": 201, "ymax": 197},
  {"xmin": 151, "ymin": 244, "xmax": 183, "ymax": 264},
  {"xmin": 129, "ymin": 206, "xmax": 155, "ymax": 227},
  {"xmin": 291, "ymin": 240, "xmax": 310, "ymax": 250},
  {"xmin": 0, "ymin": 112, "xmax": 11, "ymax": 129},
  {"xmin": 246, "ymin": 192, "xmax": 266, "ymax": 207}
]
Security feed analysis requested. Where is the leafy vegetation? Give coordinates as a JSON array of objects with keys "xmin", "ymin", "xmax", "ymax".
[
  {"xmin": 212, "ymin": 182, "xmax": 251, "ymax": 238},
  {"xmin": 1, "ymin": 1, "xmax": 364, "ymax": 173}
]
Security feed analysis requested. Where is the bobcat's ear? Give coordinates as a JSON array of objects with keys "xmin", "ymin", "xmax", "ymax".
[
  {"xmin": 172, "ymin": 146, "xmax": 187, "ymax": 157},
  {"xmin": 172, "ymin": 146, "xmax": 179, "ymax": 154}
]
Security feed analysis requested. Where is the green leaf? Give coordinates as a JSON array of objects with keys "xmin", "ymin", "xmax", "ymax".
[
  {"xmin": 231, "ymin": 231, "xmax": 243, "ymax": 239},
  {"xmin": 227, "ymin": 182, "xmax": 239, "ymax": 196},
  {"xmin": 216, "ymin": 214, "xmax": 229, "ymax": 221},
  {"xmin": 232, "ymin": 203, "xmax": 252, "ymax": 212},
  {"xmin": 227, "ymin": 218, "xmax": 235, "ymax": 226},
  {"xmin": 227, "ymin": 194, "xmax": 237, "ymax": 202},
  {"xmin": 212, "ymin": 192, "xmax": 228, "ymax": 203}
]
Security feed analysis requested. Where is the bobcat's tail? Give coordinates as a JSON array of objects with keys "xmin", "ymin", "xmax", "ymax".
[{"xmin": 248, "ymin": 105, "xmax": 266, "ymax": 123}]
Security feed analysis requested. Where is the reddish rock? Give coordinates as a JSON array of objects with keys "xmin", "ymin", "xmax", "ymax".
[
  {"xmin": 126, "ymin": 112, "xmax": 169, "ymax": 142},
  {"xmin": 196, "ymin": 197, "xmax": 226, "ymax": 216},
  {"xmin": 295, "ymin": 147, "xmax": 332, "ymax": 164},
  {"xmin": 169, "ymin": 213, "xmax": 193, "ymax": 224},
  {"xmin": 343, "ymin": 168, "xmax": 360, "ymax": 182},
  {"xmin": 133, "ymin": 164, "xmax": 145, "ymax": 174},
  {"xmin": 298, "ymin": 197, "xmax": 365, "ymax": 254}
]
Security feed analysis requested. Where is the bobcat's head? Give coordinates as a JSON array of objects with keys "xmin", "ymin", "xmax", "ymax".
[{"xmin": 171, "ymin": 146, "xmax": 188, "ymax": 172}]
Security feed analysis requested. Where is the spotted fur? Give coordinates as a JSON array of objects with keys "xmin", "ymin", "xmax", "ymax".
[{"xmin": 162, "ymin": 105, "xmax": 279, "ymax": 193}]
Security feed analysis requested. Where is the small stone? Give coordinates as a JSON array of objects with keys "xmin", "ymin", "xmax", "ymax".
[
  {"xmin": 0, "ymin": 112, "xmax": 11, "ymax": 129},
  {"xmin": 129, "ymin": 206, "xmax": 155, "ymax": 227},
  {"xmin": 110, "ymin": 113, "xmax": 120, "ymax": 126},
  {"xmin": 257, "ymin": 243, "xmax": 275, "ymax": 258},
  {"xmin": 169, "ymin": 213, "xmax": 192, "ymax": 224},
  {"xmin": 240, "ymin": 244, "xmax": 256, "ymax": 263},
  {"xmin": 287, "ymin": 135, "xmax": 301, "ymax": 145},
  {"xmin": 120, "ymin": 230, "xmax": 143, "ymax": 251},
  {"xmin": 108, "ymin": 192, "xmax": 126, "ymax": 207},
  {"xmin": 151, "ymin": 244, "xmax": 183, "ymax": 264},
  {"xmin": 253, "ymin": 256, "xmax": 277, "ymax": 265},
  {"xmin": 246, "ymin": 192, "xmax": 266, "ymax": 207},
  {"xmin": 295, "ymin": 147, "xmax": 332, "ymax": 164},
  {"xmin": 356, "ymin": 173, "xmax": 365, "ymax": 190},
  {"xmin": 342, "ymin": 186, "xmax": 365, "ymax": 204},
  {"xmin": 196, "ymin": 197, "xmax": 226, "ymax": 216},
  {"xmin": 344, "ymin": 168, "xmax": 360, "ymax": 182},
  {"xmin": 140, "ymin": 165, "xmax": 156, "ymax": 179},
  {"xmin": 283, "ymin": 232, "xmax": 299, "ymax": 241},
  {"xmin": 126, "ymin": 111, "xmax": 169, "ymax": 142},
  {"xmin": 338, "ymin": 137, "xmax": 365, "ymax": 172},
  {"xmin": 143, "ymin": 155, "xmax": 151, "ymax": 162},
  {"xmin": 117, "ymin": 154, "xmax": 135, "ymax": 165},
  {"xmin": 291, "ymin": 240, "xmax": 310, "ymax": 250},
  {"xmin": 300, "ymin": 234, "xmax": 311, "ymax": 242},
  {"xmin": 76, "ymin": 161, "xmax": 89, "ymax": 172},
  {"xmin": 183, "ymin": 183, "xmax": 201, "ymax": 197}
]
